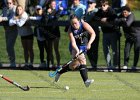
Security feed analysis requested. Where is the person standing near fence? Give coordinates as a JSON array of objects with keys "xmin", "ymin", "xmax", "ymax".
[
  {"xmin": 95, "ymin": 0, "xmax": 118, "ymax": 71},
  {"xmin": 9, "ymin": 5, "xmax": 34, "ymax": 68},
  {"xmin": 117, "ymin": 6, "xmax": 140, "ymax": 70},
  {"xmin": 70, "ymin": 0, "xmax": 86, "ymax": 19},
  {"xmin": 44, "ymin": 0, "xmax": 63, "ymax": 69},
  {"xmin": 29, "ymin": 5, "xmax": 48, "ymax": 68},
  {"xmin": 85, "ymin": 0, "xmax": 100, "ymax": 71},
  {"xmin": 0, "ymin": 0, "xmax": 17, "ymax": 67}
]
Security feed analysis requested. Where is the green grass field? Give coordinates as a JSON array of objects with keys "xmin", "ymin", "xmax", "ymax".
[{"xmin": 0, "ymin": 70, "xmax": 140, "ymax": 100}]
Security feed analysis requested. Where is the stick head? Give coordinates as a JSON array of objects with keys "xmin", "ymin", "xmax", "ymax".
[{"xmin": 22, "ymin": 85, "xmax": 30, "ymax": 91}]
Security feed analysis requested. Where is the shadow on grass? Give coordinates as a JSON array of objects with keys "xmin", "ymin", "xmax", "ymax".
[
  {"xmin": 30, "ymin": 86, "xmax": 66, "ymax": 90},
  {"xmin": 0, "ymin": 86, "xmax": 65, "ymax": 91},
  {"xmin": 30, "ymin": 86, "xmax": 51, "ymax": 89}
]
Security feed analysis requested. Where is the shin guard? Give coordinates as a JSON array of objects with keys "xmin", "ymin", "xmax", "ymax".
[
  {"xmin": 79, "ymin": 65, "xmax": 88, "ymax": 82},
  {"xmin": 58, "ymin": 65, "xmax": 71, "ymax": 74}
]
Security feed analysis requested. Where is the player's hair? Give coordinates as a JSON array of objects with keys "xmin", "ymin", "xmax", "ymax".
[
  {"xmin": 70, "ymin": 14, "xmax": 79, "ymax": 21},
  {"xmin": 100, "ymin": 0, "xmax": 109, "ymax": 5}
]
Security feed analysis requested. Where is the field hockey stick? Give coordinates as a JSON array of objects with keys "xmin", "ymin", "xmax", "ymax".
[
  {"xmin": 0, "ymin": 74, "xmax": 30, "ymax": 91},
  {"xmin": 49, "ymin": 50, "xmax": 86, "ymax": 77}
]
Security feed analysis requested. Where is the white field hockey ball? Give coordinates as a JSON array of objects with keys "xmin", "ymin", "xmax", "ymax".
[{"xmin": 65, "ymin": 86, "xmax": 69, "ymax": 90}]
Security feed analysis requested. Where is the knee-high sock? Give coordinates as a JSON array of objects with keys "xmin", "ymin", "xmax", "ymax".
[
  {"xmin": 79, "ymin": 65, "xmax": 88, "ymax": 82},
  {"xmin": 58, "ymin": 65, "xmax": 71, "ymax": 74}
]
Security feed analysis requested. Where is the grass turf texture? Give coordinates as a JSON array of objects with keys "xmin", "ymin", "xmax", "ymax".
[{"xmin": 0, "ymin": 70, "xmax": 140, "ymax": 100}]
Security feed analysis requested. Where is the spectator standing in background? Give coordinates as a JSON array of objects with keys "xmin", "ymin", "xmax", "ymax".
[
  {"xmin": 85, "ymin": 0, "xmax": 100, "ymax": 70},
  {"xmin": 45, "ymin": 0, "xmax": 63, "ymax": 68},
  {"xmin": 70, "ymin": 0, "xmax": 86, "ymax": 20},
  {"xmin": 29, "ymin": 5, "xmax": 48, "ymax": 68},
  {"xmin": 9, "ymin": 5, "xmax": 34, "ymax": 68},
  {"xmin": 0, "ymin": 0, "xmax": 17, "ymax": 67},
  {"xmin": 117, "ymin": 6, "xmax": 140, "ymax": 70},
  {"xmin": 95, "ymin": 0, "xmax": 118, "ymax": 71}
]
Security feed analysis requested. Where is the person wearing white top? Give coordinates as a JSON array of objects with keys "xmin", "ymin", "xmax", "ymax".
[{"xmin": 9, "ymin": 5, "xmax": 34, "ymax": 68}]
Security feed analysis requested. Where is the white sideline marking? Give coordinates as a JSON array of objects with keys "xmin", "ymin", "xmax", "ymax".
[{"xmin": 91, "ymin": 88, "xmax": 125, "ymax": 92}]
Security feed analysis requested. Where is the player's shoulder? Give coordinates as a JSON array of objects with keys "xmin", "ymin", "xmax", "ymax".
[{"xmin": 81, "ymin": 20, "xmax": 89, "ymax": 27}]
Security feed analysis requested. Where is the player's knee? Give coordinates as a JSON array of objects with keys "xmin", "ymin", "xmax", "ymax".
[
  {"xmin": 69, "ymin": 65, "xmax": 77, "ymax": 70},
  {"xmin": 79, "ymin": 64, "xmax": 87, "ymax": 70},
  {"xmin": 69, "ymin": 61, "xmax": 80, "ymax": 70},
  {"xmin": 78, "ymin": 56, "xmax": 86, "ymax": 64}
]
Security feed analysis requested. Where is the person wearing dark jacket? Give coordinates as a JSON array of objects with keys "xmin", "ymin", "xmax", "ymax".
[
  {"xmin": 85, "ymin": 0, "xmax": 100, "ymax": 70},
  {"xmin": 95, "ymin": 0, "xmax": 118, "ymax": 71},
  {"xmin": 117, "ymin": 6, "xmax": 140, "ymax": 70},
  {"xmin": 45, "ymin": 0, "xmax": 63, "ymax": 69},
  {"xmin": 29, "ymin": 5, "xmax": 48, "ymax": 68}
]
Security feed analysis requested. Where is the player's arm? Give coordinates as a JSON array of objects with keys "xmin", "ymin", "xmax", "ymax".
[
  {"xmin": 68, "ymin": 27, "xmax": 79, "ymax": 55},
  {"xmin": 82, "ymin": 21, "xmax": 96, "ymax": 50}
]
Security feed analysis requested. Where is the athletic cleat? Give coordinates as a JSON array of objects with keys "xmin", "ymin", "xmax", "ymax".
[
  {"xmin": 131, "ymin": 66, "xmax": 136, "ymax": 70},
  {"xmin": 131, "ymin": 66, "xmax": 137, "ymax": 72},
  {"xmin": 39, "ymin": 62, "xmax": 46, "ymax": 68},
  {"xmin": 121, "ymin": 66, "xmax": 128, "ymax": 72},
  {"xmin": 84, "ymin": 79, "xmax": 94, "ymax": 87},
  {"xmin": 54, "ymin": 73, "xmax": 61, "ymax": 82},
  {"xmin": 123, "ymin": 66, "xmax": 128, "ymax": 69},
  {"xmin": 9, "ymin": 62, "xmax": 16, "ymax": 68},
  {"xmin": 0, "ymin": 63, "xmax": 2, "ymax": 67}
]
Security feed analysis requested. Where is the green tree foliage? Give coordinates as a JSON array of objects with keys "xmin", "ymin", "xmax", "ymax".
[
  {"xmin": 128, "ymin": 0, "xmax": 140, "ymax": 10},
  {"xmin": 96, "ymin": 0, "xmax": 140, "ymax": 10}
]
